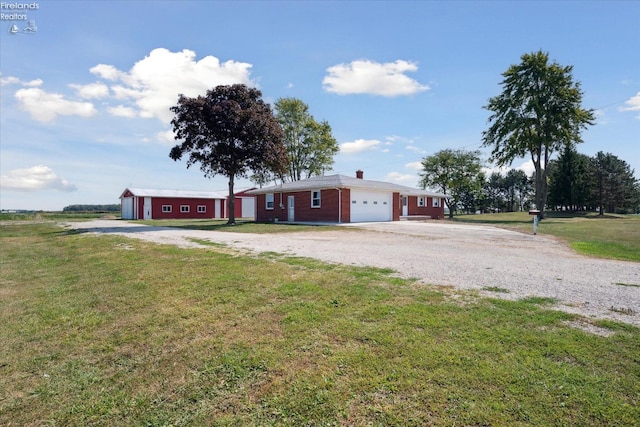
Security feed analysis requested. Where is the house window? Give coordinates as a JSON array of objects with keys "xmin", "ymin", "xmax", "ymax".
[
  {"xmin": 418, "ymin": 197, "xmax": 425, "ymax": 207},
  {"xmin": 180, "ymin": 205, "xmax": 190, "ymax": 213},
  {"xmin": 311, "ymin": 190, "xmax": 321, "ymax": 208},
  {"xmin": 433, "ymin": 197, "xmax": 441, "ymax": 208},
  {"xmin": 162, "ymin": 205, "xmax": 172, "ymax": 213},
  {"xmin": 197, "ymin": 205, "xmax": 206, "ymax": 213},
  {"xmin": 266, "ymin": 193, "xmax": 274, "ymax": 210}
]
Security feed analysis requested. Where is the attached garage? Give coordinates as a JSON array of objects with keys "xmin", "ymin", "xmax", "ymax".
[{"xmin": 350, "ymin": 190, "xmax": 393, "ymax": 222}]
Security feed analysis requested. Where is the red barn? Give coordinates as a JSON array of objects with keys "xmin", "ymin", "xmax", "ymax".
[
  {"xmin": 119, "ymin": 188, "xmax": 256, "ymax": 220},
  {"xmin": 246, "ymin": 170, "xmax": 446, "ymax": 223}
]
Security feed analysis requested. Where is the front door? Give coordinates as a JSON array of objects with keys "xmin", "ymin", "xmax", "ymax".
[
  {"xmin": 144, "ymin": 197, "xmax": 152, "ymax": 219},
  {"xmin": 288, "ymin": 196, "xmax": 295, "ymax": 222},
  {"xmin": 402, "ymin": 196, "xmax": 408, "ymax": 216}
]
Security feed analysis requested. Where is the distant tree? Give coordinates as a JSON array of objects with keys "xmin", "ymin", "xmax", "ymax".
[
  {"xmin": 271, "ymin": 98, "xmax": 339, "ymax": 182},
  {"xmin": 482, "ymin": 51, "xmax": 595, "ymax": 218},
  {"xmin": 547, "ymin": 146, "xmax": 592, "ymax": 211},
  {"xmin": 62, "ymin": 204, "xmax": 120, "ymax": 212},
  {"xmin": 459, "ymin": 172, "xmax": 487, "ymax": 214},
  {"xmin": 590, "ymin": 151, "xmax": 639, "ymax": 215},
  {"xmin": 485, "ymin": 172, "xmax": 507, "ymax": 212},
  {"xmin": 504, "ymin": 169, "xmax": 533, "ymax": 212},
  {"xmin": 419, "ymin": 149, "xmax": 484, "ymax": 218},
  {"xmin": 169, "ymin": 84, "xmax": 288, "ymax": 224}
]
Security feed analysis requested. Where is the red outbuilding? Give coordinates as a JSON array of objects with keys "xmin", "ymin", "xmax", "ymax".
[{"xmin": 119, "ymin": 188, "xmax": 256, "ymax": 220}]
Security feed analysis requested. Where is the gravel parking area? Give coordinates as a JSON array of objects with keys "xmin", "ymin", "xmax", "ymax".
[{"xmin": 68, "ymin": 219, "xmax": 640, "ymax": 327}]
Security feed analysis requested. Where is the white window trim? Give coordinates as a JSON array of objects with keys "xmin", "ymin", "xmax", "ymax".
[
  {"xmin": 433, "ymin": 197, "xmax": 440, "ymax": 208},
  {"xmin": 311, "ymin": 190, "xmax": 321, "ymax": 208},
  {"xmin": 418, "ymin": 197, "xmax": 425, "ymax": 207},
  {"xmin": 266, "ymin": 193, "xmax": 274, "ymax": 210},
  {"xmin": 162, "ymin": 205, "xmax": 172, "ymax": 213},
  {"xmin": 180, "ymin": 205, "xmax": 190, "ymax": 213},
  {"xmin": 197, "ymin": 205, "xmax": 206, "ymax": 213}
]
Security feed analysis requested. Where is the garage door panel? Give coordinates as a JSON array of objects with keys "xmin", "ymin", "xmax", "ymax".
[{"xmin": 350, "ymin": 190, "xmax": 392, "ymax": 222}]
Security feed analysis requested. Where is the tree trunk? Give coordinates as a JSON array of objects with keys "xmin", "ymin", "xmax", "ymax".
[{"xmin": 227, "ymin": 176, "xmax": 236, "ymax": 225}]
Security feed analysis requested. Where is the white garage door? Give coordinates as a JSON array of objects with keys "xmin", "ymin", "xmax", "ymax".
[
  {"xmin": 241, "ymin": 197, "xmax": 255, "ymax": 218},
  {"xmin": 350, "ymin": 190, "xmax": 393, "ymax": 222}
]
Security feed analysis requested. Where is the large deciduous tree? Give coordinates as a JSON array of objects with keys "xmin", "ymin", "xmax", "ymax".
[
  {"xmin": 272, "ymin": 98, "xmax": 339, "ymax": 182},
  {"xmin": 482, "ymin": 51, "xmax": 595, "ymax": 218},
  {"xmin": 169, "ymin": 84, "xmax": 288, "ymax": 224},
  {"xmin": 420, "ymin": 149, "xmax": 484, "ymax": 218}
]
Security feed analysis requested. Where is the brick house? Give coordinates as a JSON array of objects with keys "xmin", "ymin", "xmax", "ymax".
[{"xmin": 246, "ymin": 170, "xmax": 446, "ymax": 223}]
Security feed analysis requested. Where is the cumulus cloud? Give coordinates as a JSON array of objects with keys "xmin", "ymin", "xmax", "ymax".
[
  {"xmin": 385, "ymin": 171, "xmax": 418, "ymax": 184},
  {"xmin": 323, "ymin": 59, "xmax": 429, "ymax": 97},
  {"xmin": 339, "ymin": 139, "xmax": 382, "ymax": 154},
  {"xmin": 405, "ymin": 161, "xmax": 423, "ymax": 171},
  {"xmin": 70, "ymin": 82, "xmax": 109, "ymax": 99},
  {"xmin": 0, "ymin": 75, "xmax": 42, "ymax": 87},
  {"xmin": 90, "ymin": 48, "xmax": 255, "ymax": 122},
  {"xmin": 0, "ymin": 165, "xmax": 78, "ymax": 192},
  {"xmin": 156, "ymin": 129, "xmax": 176, "ymax": 144},
  {"xmin": 620, "ymin": 92, "xmax": 640, "ymax": 119},
  {"xmin": 483, "ymin": 160, "xmax": 535, "ymax": 177},
  {"xmin": 14, "ymin": 87, "xmax": 97, "ymax": 122}
]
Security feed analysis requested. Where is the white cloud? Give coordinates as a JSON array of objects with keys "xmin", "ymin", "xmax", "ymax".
[
  {"xmin": 323, "ymin": 59, "xmax": 429, "ymax": 97},
  {"xmin": 385, "ymin": 171, "xmax": 418, "ymax": 184},
  {"xmin": 405, "ymin": 161, "xmax": 423, "ymax": 171},
  {"xmin": 108, "ymin": 105, "xmax": 137, "ymax": 118},
  {"xmin": 0, "ymin": 165, "xmax": 78, "ymax": 192},
  {"xmin": 339, "ymin": 138, "xmax": 382, "ymax": 154},
  {"xmin": 91, "ymin": 48, "xmax": 255, "ymax": 122},
  {"xmin": 156, "ymin": 129, "xmax": 176, "ymax": 144},
  {"xmin": 89, "ymin": 64, "xmax": 124, "ymax": 81},
  {"xmin": 70, "ymin": 82, "xmax": 109, "ymax": 99},
  {"xmin": 14, "ymin": 87, "xmax": 97, "ymax": 122},
  {"xmin": 0, "ymin": 75, "xmax": 42, "ymax": 87},
  {"xmin": 483, "ymin": 160, "xmax": 535, "ymax": 177},
  {"xmin": 620, "ymin": 92, "xmax": 640, "ymax": 119}
]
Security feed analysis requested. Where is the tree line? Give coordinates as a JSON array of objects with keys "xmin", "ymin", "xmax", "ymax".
[
  {"xmin": 420, "ymin": 147, "xmax": 639, "ymax": 217},
  {"xmin": 63, "ymin": 204, "xmax": 120, "ymax": 212}
]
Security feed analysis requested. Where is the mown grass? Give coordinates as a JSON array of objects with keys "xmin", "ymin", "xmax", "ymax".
[
  {"xmin": 1, "ymin": 221, "xmax": 639, "ymax": 426},
  {"xmin": 453, "ymin": 212, "xmax": 640, "ymax": 262}
]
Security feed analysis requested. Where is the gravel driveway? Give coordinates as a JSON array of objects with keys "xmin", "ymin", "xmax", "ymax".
[{"xmin": 68, "ymin": 219, "xmax": 640, "ymax": 327}]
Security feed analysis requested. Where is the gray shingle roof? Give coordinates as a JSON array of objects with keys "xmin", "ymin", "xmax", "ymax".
[{"xmin": 245, "ymin": 174, "xmax": 447, "ymax": 198}]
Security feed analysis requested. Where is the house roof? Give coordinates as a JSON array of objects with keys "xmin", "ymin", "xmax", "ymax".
[
  {"xmin": 120, "ymin": 187, "xmax": 227, "ymax": 200},
  {"xmin": 245, "ymin": 174, "xmax": 447, "ymax": 198}
]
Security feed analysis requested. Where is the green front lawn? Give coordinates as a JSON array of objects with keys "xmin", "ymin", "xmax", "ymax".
[{"xmin": 1, "ymin": 221, "xmax": 638, "ymax": 426}]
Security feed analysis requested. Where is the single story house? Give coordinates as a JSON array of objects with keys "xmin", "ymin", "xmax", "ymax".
[
  {"xmin": 119, "ymin": 187, "xmax": 255, "ymax": 220},
  {"xmin": 246, "ymin": 170, "xmax": 447, "ymax": 223}
]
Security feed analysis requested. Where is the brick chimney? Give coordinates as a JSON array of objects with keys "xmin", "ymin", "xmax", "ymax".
[{"xmin": 356, "ymin": 170, "xmax": 363, "ymax": 179}]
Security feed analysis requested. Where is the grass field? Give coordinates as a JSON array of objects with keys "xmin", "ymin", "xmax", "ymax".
[
  {"xmin": 453, "ymin": 212, "xmax": 640, "ymax": 262},
  {"xmin": 1, "ymin": 220, "xmax": 638, "ymax": 426}
]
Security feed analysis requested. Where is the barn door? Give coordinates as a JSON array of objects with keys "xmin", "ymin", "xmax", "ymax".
[{"xmin": 144, "ymin": 197, "xmax": 152, "ymax": 219}]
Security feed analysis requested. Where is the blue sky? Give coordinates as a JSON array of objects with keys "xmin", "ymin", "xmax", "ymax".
[{"xmin": 1, "ymin": 0, "xmax": 638, "ymax": 211}]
